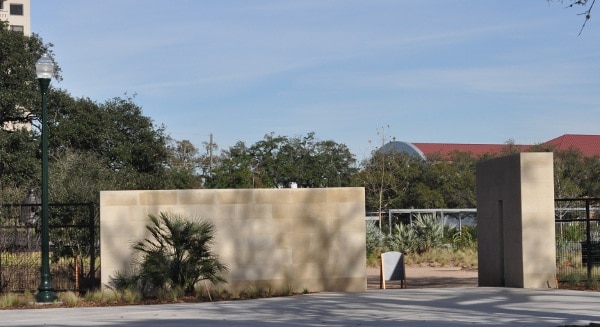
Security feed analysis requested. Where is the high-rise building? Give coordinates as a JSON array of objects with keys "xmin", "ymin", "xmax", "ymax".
[
  {"xmin": 0, "ymin": 0, "xmax": 30, "ymax": 35},
  {"xmin": 1, "ymin": 0, "xmax": 32, "ymax": 131}
]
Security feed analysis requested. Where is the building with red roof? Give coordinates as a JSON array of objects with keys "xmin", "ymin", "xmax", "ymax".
[
  {"xmin": 543, "ymin": 134, "xmax": 600, "ymax": 158},
  {"xmin": 381, "ymin": 134, "xmax": 600, "ymax": 159}
]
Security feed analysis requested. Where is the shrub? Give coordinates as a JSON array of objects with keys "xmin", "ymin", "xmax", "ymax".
[
  {"xmin": 59, "ymin": 291, "xmax": 80, "ymax": 307},
  {"xmin": 131, "ymin": 212, "xmax": 228, "ymax": 295},
  {"xmin": 413, "ymin": 213, "xmax": 444, "ymax": 252},
  {"xmin": 386, "ymin": 213, "xmax": 445, "ymax": 254},
  {"xmin": 366, "ymin": 220, "xmax": 385, "ymax": 263},
  {"xmin": 386, "ymin": 222, "xmax": 419, "ymax": 254},
  {"xmin": 0, "ymin": 293, "xmax": 25, "ymax": 308},
  {"xmin": 445, "ymin": 225, "xmax": 477, "ymax": 250}
]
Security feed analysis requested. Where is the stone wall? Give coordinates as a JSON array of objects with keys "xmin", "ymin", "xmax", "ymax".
[{"xmin": 100, "ymin": 188, "xmax": 367, "ymax": 293}]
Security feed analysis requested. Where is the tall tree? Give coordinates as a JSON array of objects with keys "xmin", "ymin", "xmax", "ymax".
[
  {"xmin": 165, "ymin": 139, "xmax": 202, "ymax": 189},
  {"xmin": 0, "ymin": 22, "xmax": 60, "ymax": 202},
  {"xmin": 0, "ymin": 22, "xmax": 60, "ymax": 126},
  {"xmin": 48, "ymin": 93, "xmax": 171, "ymax": 189},
  {"xmin": 205, "ymin": 141, "xmax": 256, "ymax": 188},
  {"xmin": 357, "ymin": 151, "xmax": 420, "ymax": 213},
  {"xmin": 206, "ymin": 133, "xmax": 357, "ymax": 189},
  {"xmin": 0, "ymin": 129, "xmax": 39, "ymax": 199}
]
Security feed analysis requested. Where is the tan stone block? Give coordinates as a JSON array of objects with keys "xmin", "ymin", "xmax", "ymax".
[
  {"xmin": 290, "ymin": 188, "xmax": 328, "ymax": 204},
  {"xmin": 139, "ymin": 190, "xmax": 178, "ymax": 205},
  {"xmin": 477, "ymin": 152, "xmax": 555, "ymax": 288},
  {"xmin": 271, "ymin": 203, "xmax": 304, "ymax": 220},
  {"xmin": 177, "ymin": 189, "xmax": 218, "ymax": 205},
  {"xmin": 326, "ymin": 187, "xmax": 365, "ymax": 203},
  {"xmin": 100, "ymin": 191, "xmax": 139, "ymax": 206},
  {"xmin": 254, "ymin": 189, "xmax": 293, "ymax": 204},
  {"xmin": 520, "ymin": 153, "xmax": 554, "ymax": 184},
  {"xmin": 217, "ymin": 189, "xmax": 255, "ymax": 204},
  {"xmin": 291, "ymin": 263, "xmax": 324, "ymax": 280}
]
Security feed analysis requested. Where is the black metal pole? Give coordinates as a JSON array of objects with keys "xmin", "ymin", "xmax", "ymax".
[
  {"xmin": 36, "ymin": 77, "xmax": 57, "ymax": 303},
  {"xmin": 585, "ymin": 199, "xmax": 592, "ymax": 281}
]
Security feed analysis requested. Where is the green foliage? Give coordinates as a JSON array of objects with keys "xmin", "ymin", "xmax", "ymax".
[
  {"xmin": 48, "ymin": 94, "xmax": 173, "ymax": 189},
  {"xmin": 239, "ymin": 284, "xmax": 272, "ymax": 299},
  {"xmin": 386, "ymin": 214, "xmax": 445, "ymax": 254},
  {"xmin": 445, "ymin": 225, "xmax": 477, "ymax": 250},
  {"xmin": 0, "ymin": 292, "xmax": 33, "ymax": 308},
  {"xmin": 0, "ymin": 23, "xmax": 61, "ymax": 127},
  {"xmin": 413, "ymin": 214, "xmax": 444, "ymax": 252},
  {"xmin": 0, "ymin": 130, "xmax": 40, "ymax": 191},
  {"xmin": 356, "ymin": 150, "xmax": 421, "ymax": 213},
  {"xmin": 83, "ymin": 289, "xmax": 121, "ymax": 304},
  {"xmin": 165, "ymin": 139, "xmax": 203, "ymax": 188},
  {"xmin": 386, "ymin": 222, "xmax": 419, "ymax": 254},
  {"xmin": 404, "ymin": 247, "xmax": 478, "ymax": 268},
  {"xmin": 129, "ymin": 212, "xmax": 228, "ymax": 295},
  {"xmin": 558, "ymin": 222, "xmax": 585, "ymax": 242},
  {"xmin": 366, "ymin": 220, "xmax": 385, "ymax": 265},
  {"xmin": 206, "ymin": 132, "xmax": 357, "ymax": 188},
  {"xmin": 121, "ymin": 288, "xmax": 143, "ymax": 304},
  {"xmin": 59, "ymin": 291, "xmax": 80, "ymax": 307},
  {"xmin": 357, "ymin": 147, "xmax": 478, "ymax": 213},
  {"xmin": 204, "ymin": 141, "xmax": 256, "ymax": 188},
  {"xmin": 365, "ymin": 221, "xmax": 384, "ymax": 256},
  {"xmin": 157, "ymin": 286, "xmax": 185, "ymax": 302}
]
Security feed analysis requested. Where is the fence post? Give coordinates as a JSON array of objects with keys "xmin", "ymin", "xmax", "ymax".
[
  {"xmin": 88, "ymin": 202, "xmax": 96, "ymax": 292},
  {"xmin": 586, "ymin": 199, "xmax": 592, "ymax": 280}
]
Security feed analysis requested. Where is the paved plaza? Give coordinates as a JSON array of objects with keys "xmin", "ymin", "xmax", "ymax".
[{"xmin": 1, "ymin": 287, "xmax": 600, "ymax": 326}]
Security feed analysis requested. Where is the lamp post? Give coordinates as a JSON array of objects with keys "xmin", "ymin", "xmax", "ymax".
[{"xmin": 35, "ymin": 53, "xmax": 57, "ymax": 302}]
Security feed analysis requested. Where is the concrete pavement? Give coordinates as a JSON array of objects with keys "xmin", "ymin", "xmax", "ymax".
[{"xmin": 2, "ymin": 287, "xmax": 600, "ymax": 326}]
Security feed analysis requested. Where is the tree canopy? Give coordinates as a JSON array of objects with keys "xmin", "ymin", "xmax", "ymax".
[
  {"xmin": 204, "ymin": 132, "xmax": 358, "ymax": 189},
  {"xmin": 0, "ymin": 23, "xmax": 196, "ymax": 204}
]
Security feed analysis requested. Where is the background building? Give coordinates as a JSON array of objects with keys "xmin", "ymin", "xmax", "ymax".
[
  {"xmin": 381, "ymin": 134, "xmax": 600, "ymax": 159},
  {"xmin": 0, "ymin": 0, "xmax": 30, "ymax": 35}
]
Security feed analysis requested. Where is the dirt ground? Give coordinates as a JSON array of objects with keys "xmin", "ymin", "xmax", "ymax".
[{"xmin": 367, "ymin": 265, "xmax": 478, "ymax": 289}]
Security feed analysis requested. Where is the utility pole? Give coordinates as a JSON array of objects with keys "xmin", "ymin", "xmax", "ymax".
[{"xmin": 209, "ymin": 133, "xmax": 213, "ymax": 175}]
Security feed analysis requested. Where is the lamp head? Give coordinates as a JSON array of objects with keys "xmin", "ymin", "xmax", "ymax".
[{"xmin": 35, "ymin": 53, "xmax": 54, "ymax": 80}]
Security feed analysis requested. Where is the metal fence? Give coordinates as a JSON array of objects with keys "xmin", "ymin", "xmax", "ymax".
[
  {"xmin": 0, "ymin": 203, "xmax": 99, "ymax": 293},
  {"xmin": 555, "ymin": 198, "xmax": 600, "ymax": 282}
]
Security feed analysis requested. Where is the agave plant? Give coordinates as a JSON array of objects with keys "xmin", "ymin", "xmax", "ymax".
[
  {"xmin": 386, "ymin": 222, "xmax": 419, "ymax": 254},
  {"xmin": 413, "ymin": 213, "xmax": 444, "ymax": 253},
  {"xmin": 386, "ymin": 213, "xmax": 445, "ymax": 254},
  {"xmin": 133, "ymin": 212, "xmax": 228, "ymax": 295}
]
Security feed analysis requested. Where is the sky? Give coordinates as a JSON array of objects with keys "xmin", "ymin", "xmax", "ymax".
[{"xmin": 31, "ymin": 1, "xmax": 600, "ymax": 160}]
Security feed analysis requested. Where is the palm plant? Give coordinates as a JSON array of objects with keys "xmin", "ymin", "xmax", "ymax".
[{"xmin": 133, "ymin": 212, "xmax": 228, "ymax": 294}]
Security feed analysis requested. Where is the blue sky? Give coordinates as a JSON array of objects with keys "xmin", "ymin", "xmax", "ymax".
[{"xmin": 32, "ymin": 1, "xmax": 600, "ymax": 160}]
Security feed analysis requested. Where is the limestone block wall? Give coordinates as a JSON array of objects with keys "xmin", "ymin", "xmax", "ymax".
[
  {"xmin": 476, "ymin": 153, "xmax": 556, "ymax": 288},
  {"xmin": 100, "ymin": 188, "xmax": 367, "ymax": 293}
]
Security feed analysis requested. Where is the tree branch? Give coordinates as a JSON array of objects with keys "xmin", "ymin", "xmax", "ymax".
[{"xmin": 576, "ymin": 0, "xmax": 596, "ymax": 35}]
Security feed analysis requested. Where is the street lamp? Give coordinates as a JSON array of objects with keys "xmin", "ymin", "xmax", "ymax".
[{"xmin": 35, "ymin": 53, "xmax": 57, "ymax": 302}]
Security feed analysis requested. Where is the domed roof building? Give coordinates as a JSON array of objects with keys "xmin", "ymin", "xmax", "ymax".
[
  {"xmin": 378, "ymin": 141, "xmax": 426, "ymax": 160},
  {"xmin": 378, "ymin": 134, "xmax": 600, "ymax": 160}
]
